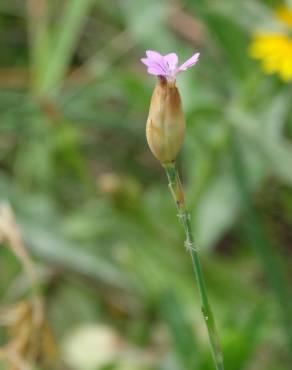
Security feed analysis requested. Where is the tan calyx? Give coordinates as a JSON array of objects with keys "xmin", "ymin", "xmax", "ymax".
[{"xmin": 146, "ymin": 79, "xmax": 185, "ymax": 164}]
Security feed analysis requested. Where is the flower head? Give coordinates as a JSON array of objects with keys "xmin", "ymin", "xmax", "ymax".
[
  {"xmin": 250, "ymin": 34, "xmax": 292, "ymax": 81},
  {"xmin": 249, "ymin": 6, "xmax": 292, "ymax": 82},
  {"xmin": 141, "ymin": 50, "xmax": 200, "ymax": 82},
  {"xmin": 141, "ymin": 50, "xmax": 199, "ymax": 163}
]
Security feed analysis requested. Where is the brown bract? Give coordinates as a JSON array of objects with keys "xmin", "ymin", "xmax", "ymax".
[{"xmin": 146, "ymin": 78, "xmax": 185, "ymax": 164}]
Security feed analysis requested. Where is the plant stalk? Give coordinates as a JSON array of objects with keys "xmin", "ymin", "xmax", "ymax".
[{"xmin": 164, "ymin": 162, "xmax": 224, "ymax": 370}]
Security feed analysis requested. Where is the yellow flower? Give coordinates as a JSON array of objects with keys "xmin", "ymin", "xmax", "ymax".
[
  {"xmin": 276, "ymin": 5, "xmax": 292, "ymax": 27},
  {"xmin": 249, "ymin": 7, "xmax": 292, "ymax": 82}
]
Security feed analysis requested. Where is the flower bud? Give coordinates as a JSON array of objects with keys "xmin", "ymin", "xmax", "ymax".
[{"xmin": 146, "ymin": 79, "xmax": 185, "ymax": 164}]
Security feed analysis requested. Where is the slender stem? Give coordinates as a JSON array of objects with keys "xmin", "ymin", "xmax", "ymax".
[{"xmin": 164, "ymin": 162, "xmax": 224, "ymax": 370}]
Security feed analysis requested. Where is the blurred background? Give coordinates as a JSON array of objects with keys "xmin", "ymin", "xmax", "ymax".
[{"xmin": 1, "ymin": 0, "xmax": 292, "ymax": 369}]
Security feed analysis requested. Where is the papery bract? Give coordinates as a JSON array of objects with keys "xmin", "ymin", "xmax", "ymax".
[{"xmin": 146, "ymin": 78, "xmax": 185, "ymax": 164}]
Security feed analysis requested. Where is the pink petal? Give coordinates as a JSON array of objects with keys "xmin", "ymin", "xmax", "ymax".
[
  {"xmin": 147, "ymin": 66, "xmax": 167, "ymax": 76},
  {"xmin": 146, "ymin": 50, "xmax": 164, "ymax": 62},
  {"xmin": 143, "ymin": 50, "xmax": 168, "ymax": 74},
  {"xmin": 142, "ymin": 59, "xmax": 167, "ymax": 75},
  {"xmin": 178, "ymin": 52, "xmax": 200, "ymax": 71},
  {"xmin": 141, "ymin": 58, "xmax": 156, "ymax": 67},
  {"xmin": 163, "ymin": 53, "xmax": 178, "ymax": 70}
]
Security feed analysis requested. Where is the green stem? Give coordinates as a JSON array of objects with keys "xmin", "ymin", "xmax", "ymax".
[{"xmin": 164, "ymin": 162, "xmax": 224, "ymax": 370}]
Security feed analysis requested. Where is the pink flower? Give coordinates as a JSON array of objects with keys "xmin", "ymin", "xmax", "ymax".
[{"xmin": 141, "ymin": 50, "xmax": 200, "ymax": 82}]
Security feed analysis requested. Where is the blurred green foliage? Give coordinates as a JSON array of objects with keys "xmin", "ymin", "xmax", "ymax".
[{"xmin": 0, "ymin": 0, "xmax": 292, "ymax": 369}]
